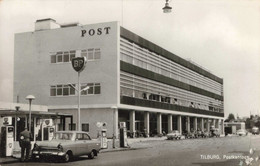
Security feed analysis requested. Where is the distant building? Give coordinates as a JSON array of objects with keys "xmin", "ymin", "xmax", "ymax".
[
  {"xmin": 13, "ymin": 18, "xmax": 224, "ymax": 138},
  {"xmin": 224, "ymin": 122, "xmax": 245, "ymax": 134}
]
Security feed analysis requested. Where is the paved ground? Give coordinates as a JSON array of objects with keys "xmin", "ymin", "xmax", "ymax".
[{"xmin": 1, "ymin": 134, "xmax": 260, "ymax": 166}]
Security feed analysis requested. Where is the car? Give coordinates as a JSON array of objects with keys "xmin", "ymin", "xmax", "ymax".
[
  {"xmin": 252, "ymin": 127, "xmax": 259, "ymax": 135},
  {"xmin": 32, "ymin": 131, "xmax": 101, "ymax": 162},
  {"xmin": 201, "ymin": 131, "xmax": 210, "ymax": 138},
  {"xmin": 186, "ymin": 131, "xmax": 196, "ymax": 139},
  {"xmin": 166, "ymin": 130, "xmax": 183, "ymax": 140},
  {"xmin": 236, "ymin": 129, "xmax": 248, "ymax": 136},
  {"xmin": 211, "ymin": 129, "xmax": 221, "ymax": 137}
]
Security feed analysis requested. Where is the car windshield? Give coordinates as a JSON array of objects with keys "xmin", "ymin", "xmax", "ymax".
[{"xmin": 54, "ymin": 133, "xmax": 74, "ymax": 141}]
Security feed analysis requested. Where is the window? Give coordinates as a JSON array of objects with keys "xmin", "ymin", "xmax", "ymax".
[
  {"xmin": 50, "ymin": 50, "xmax": 76, "ymax": 64},
  {"xmin": 94, "ymin": 83, "xmax": 101, "ymax": 94},
  {"xmin": 80, "ymin": 48, "xmax": 101, "ymax": 60},
  {"xmin": 51, "ymin": 54, "xmax": 56, "ymax": 63},
  {"xmin": 69, "ymin": 123, "xmax": 76, "ymax": 131},
  {"xmin": 82, "ymin": 123, "xmax": 89, "ymax": 132},
  {"xmin": 50, "ymin": 84, "xmax": 76, "ymax": 96},
  {"xmin": 81, "ymin": 83, "xmax": 101, "ymax": 95}
]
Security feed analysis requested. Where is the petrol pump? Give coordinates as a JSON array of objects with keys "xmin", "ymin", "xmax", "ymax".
[
  {"xmin": 100, "ymin": 129, "xmax": 108, "ymax": 149},
  {"xmin": 41, "ymin": 119, "xmax": 54, "ymax": 141},
  {"xmin": 0, "ymin": 125, "xmax": 14, "ymax": 157},
  {"xmin": 119, "ymin": 122, "xmax": 127, "ymax": 147}
]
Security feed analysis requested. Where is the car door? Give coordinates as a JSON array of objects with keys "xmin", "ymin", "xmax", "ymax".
[
  {"xmin": 75, "ymin": 133, "xmax": 87, "ymax": 156},
  {"xmin": 82, "ymin": 133, "xmax": 92, "ymax": 155}
]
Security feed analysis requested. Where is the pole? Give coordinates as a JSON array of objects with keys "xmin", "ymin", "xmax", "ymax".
[
  {"xmin": 29, "ymin": 100, "xmax": 32, "ymax": 132},
  {"xmin": 113, "ymin": 108, "xmax": 115, "ymax": 148},
  {"xmin": 78, "ymin": 72, "xmax": 80, "ymax": 131}
]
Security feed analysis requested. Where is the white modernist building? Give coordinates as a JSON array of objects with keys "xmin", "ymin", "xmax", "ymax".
[{"xmin": 14, "ymin": 18, "xmax": 224, "ymax": 138}]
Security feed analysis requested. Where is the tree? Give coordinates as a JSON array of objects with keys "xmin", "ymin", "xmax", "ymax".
[{"xmin": 226, "ymin": 113, "xmax": 235, "ymax": 122}]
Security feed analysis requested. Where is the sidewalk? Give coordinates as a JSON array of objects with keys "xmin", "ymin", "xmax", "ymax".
[{"xmin": 0, "ymin": 136, "xmax": 166, "ymax": 164}]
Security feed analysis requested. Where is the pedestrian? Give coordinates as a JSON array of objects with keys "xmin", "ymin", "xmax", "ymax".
[{"xmin": 19, "ymin": 127, "xmax": 32, "ymax": 162}]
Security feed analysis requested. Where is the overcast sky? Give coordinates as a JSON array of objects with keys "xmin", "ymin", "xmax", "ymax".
[{"xmin": 0, "ymin": 0, "xmax": 259, "ymax": 118}]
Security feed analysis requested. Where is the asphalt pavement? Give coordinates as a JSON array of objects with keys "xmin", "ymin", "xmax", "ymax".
[{"xmin": 1, "ymin": 135, "xmax": 260, "ymax": 166}]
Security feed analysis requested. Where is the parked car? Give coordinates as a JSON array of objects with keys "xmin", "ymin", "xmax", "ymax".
[
  {"xmin": 201, "ymin": 131, "xmax": 210, "ymax": 138},
  {"xmin": 32, "ymin": 131, "xmax": 101, "ymax": 162},
  {"xmin": 252, "ymin": 127, "xmax": 259, "ymax": 135},
  {"xmin": 166, "ymin": 130, "xmax": 183, "ymax": 140},
  {"xmin": 186, "ymin": 131, "xmax": 196, "ymax": 139},
  {"xmin": 236, "ymin": 129, "xmax": 248, "ymax": 136},
  {"xmin": 211, "ymin": 129, "xmax": 221, "ymax": 137}
]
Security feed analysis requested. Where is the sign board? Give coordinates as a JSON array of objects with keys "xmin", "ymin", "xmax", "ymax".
[
  {"xmin": 2, "ymin": 117, "xmax": 12, "ymax": 125},
  {"xmin": 71, "ymin": 57, "xmax": 87, "ymax": 72}
]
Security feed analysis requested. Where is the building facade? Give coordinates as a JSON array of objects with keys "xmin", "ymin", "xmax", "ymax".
[{"xmin": 14, "ymin": 18, "xmax": 224, "ymax": 138}]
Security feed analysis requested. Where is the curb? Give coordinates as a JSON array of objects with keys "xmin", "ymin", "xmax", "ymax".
[{"xmin": 100, "ymin": 147, "xmax": 150, "ymax": 153}]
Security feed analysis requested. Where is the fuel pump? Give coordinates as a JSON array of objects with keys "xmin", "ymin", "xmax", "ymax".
[
  {"xmin": 43, "ymin": 127, "xmax": 54, "ymax": 141},
  {"xmin": 0, "ymin": 126, "xmax": 14, "ymax": 157},
  {"xmin": 100, "ymin": 129, "xmax": 108, "ymax": 149},
  {"xmin": 119, "ymin": 122, "xmax": 127, "ymax": 147}
]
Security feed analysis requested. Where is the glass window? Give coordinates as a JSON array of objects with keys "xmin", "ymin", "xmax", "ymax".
[
  {"xmin": 88, "ymin": 83, "xmax": 94, "ymax": 94},
  {"xmin": 51, "ymin": 55, "xmax": 56, "ymax": 63},
  {"xmin": 70, "ymin": 84, "xmax": 76, "ymax": 95},
  {"xmin": 88, "ymin": 49, "xmax": 94, "ymax": 60},
  {"xmin": 82, "ymin": 123, "xmax": 89, "ymax": 132},
  {"xmin": 50, "ymin": 86, "xmax": 56, "ymax": 96},
  {"xmin": 94, "ymin": 48, "xmax": 101, "ymax": 59},
  {"xmin": 69, "ymin": 123, "xmax": 76, "ymax": 131},
  {"xmin": 94, "ymin": 83, "xmax": 101, "ymax": 94},
  {"xmin": 64, "ymin": 52, "xmax": 69, "ymax": 62},
  {"xmin": 81, "ymin": 50, "xmax": 87, "ymax": 58},
  {"xmin": 57, "ymin": 85, "xmax": 62, "ymax": 96},
  {"xmin": 63, "ymin": 85, "xmax": 69, "ymax": 96},
  {"xmin": 81, "ymin": 84, "xmax": 88, "ymax": 95},
  {"xmin": 83, "ymin": 134, "xmax": 91, "ymax": 140},
  {"xmin": 57, "ymin": 54, "xmax": 62, "ymax": 63}
]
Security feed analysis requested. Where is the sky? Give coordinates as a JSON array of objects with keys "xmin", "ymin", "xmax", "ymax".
[{"xmin": 0, "ymin": 0, "xmax": 259, "ymax": 118}]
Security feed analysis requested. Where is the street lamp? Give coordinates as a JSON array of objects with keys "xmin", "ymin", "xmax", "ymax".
[
  {"xmin": 26, "ymin": 95, "xmax": 35, "ymax": 132},
  {"xmin": 162, "ymin": 0, "xmax": 172, "ymax": 13},
  {"xmin": 111, "ymin": 106, "xmax": 117, "ymax": 148},
  {"xmin": 68, "ymin": 83, "xmax": 89, "ymax": 131}
]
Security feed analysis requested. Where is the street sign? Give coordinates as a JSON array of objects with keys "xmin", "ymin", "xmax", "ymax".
[{"xmin": 71, "ymin": 57, "xmax": 87, "ymax": 72}]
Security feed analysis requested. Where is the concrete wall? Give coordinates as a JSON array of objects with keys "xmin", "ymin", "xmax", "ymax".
[
  {"xmin": 50, "ymin": 108, "xmax": 116, "ymax": 138},
  {"xmin": 14, "ymin": 21, "xmax": 119, "ymax": 107}
]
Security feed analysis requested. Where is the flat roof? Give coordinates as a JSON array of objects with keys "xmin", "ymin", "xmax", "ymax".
[{"xmin": 0, "ymin": 110, "xmax": 72, "ymax": 118}]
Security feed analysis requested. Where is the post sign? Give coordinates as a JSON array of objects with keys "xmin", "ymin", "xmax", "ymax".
[{"xmin": 71, "ymin": 57, "xmax": 87, "ymax": 72}]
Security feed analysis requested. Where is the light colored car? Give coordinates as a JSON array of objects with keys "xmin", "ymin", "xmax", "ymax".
[
  {"xmin": 166, "ymin": 130, "xmax": 183, "ymax": 140},
  {"xmin": 236, "ymin": 129, "xmax": 248, "ymax": 136},
  {"xmin": 32, "ymin": 131, "xmax": 101, "ymax": 162},
  {"xmin": 252, "ymin": 127, "xmax": 259, "ymax": 135}
]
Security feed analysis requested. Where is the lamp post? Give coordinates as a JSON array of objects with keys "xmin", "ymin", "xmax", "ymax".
[
  {"xmin": 26, "ymin": 95, "xmax": 35, "ymax": 132},
  {"xmin": 111, "ymin": 106, "xmax": 117, "ymax": 148},
  {"xmin": 68, "ymin": 83, "xmax": 89, "ymax": 131},
  {"xmin": 162, "ymin": 0, "xmax": 172, "ymax": 13},
  {"xmin": 14, "ymin": 106, "xmax": 20, "ymax": 141}
]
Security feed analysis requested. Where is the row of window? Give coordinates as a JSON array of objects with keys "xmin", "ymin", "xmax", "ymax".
[
  {"xmin": 120, "ymin": 38, "xmax": 223, "ymax": 96},
  {"xmin": 58, "ymin": 123, "xmax": 89, "ymax": 132},
  {"xmin": 50, "ymin": 48, "xmax": 101, "ymax": 64},
  {"xmin": 120, "ymin": 71, "xmax": 223, "ymax": 112},
  {"xmin": 50, "ymin": 83, "xmax": 101, "ymax": 96},
  {"xmin": 121, "ymin": 87, "xmax": 223, "ymax": 112}
]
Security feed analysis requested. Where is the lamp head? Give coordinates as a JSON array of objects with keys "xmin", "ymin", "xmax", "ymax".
[
  {"xmin": 163, "ymin": 0, "xmax": 172, "ymax": 13},
  {"xmin": 26, "ymin": 95, "xmax": 35, "ymax": 101}
]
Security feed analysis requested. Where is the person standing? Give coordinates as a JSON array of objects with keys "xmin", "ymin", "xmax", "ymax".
[{"xmin": 19, "ymin": 127, "xmax": 32, "ymax": 162}]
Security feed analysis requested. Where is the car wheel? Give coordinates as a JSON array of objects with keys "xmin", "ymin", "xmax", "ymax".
[
  {"xmin": 88, "ymin": 151, "xmax": 95, "ymax": 159},
  {"xmin": 63, "ymin": 153, "xmax": 70, "ymax": 162}
]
